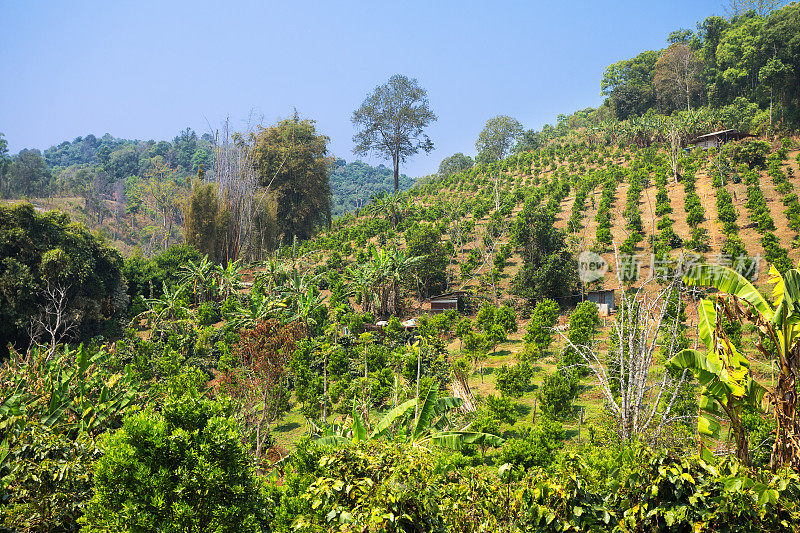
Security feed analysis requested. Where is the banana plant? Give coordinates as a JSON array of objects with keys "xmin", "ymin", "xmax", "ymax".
[
  {"xmin": 309, "ymin": 384, "xmax": 504, "ymax": 450},
  {"xmin": 673, "ymin": 263, "xmax": 800, "ymax": 470},
  {"xmin": 42, "ymin": 344, "xmax": 137, "ymax": 437},
  {"xmin": 178, "ymin": 255, "xmax": 215, "ymax": 305},
  {"xmin": 213, "ymin": 259, "xmax": 244, "ymax": 301},
  {"xmin": 0, "ymin": 344, "xmax": 137, "ymax": 438},
  {"xmin": 228, "ymin": 288, "xmax": 285, "ymax": 331},
  {"xmin": 139, "ymin": 281, "xmax": 192, "ymax": 334},
  {"xmin": 667, "ymin": 298, "xmax": 765, "ymax": 464}
]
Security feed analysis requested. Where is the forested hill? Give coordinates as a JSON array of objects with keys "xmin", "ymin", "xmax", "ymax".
[
  {"xmin": 546, "ymin": 2, "xmax": 800, "ymax": 137},
  {"xmin": 330, "ymin": 158, "xmax": 413, "ymax": 216},
  {"xmin": 3, "ymin": 131, "xmax": 412, "ymax": 219}
]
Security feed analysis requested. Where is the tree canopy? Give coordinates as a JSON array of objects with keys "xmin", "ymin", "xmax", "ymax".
[
  {"xmin": 352, "ymin": 74, "xmax": 437, "ymax": 192},
  {"xmin": 475, "ymin": 115, "xmax": 523, "ymax": 162},
  {"xmin": 251, "ymin": 114, "xmax": 333, "ymax": 242},
  {"xmin": 0, "ymin": 203, "xmax": 126, "ymax": 356},
  {"xmin": 511, "ymin": 201, "xmax": 578, "ymax": 303},
  {"xmin": 437, "ymin": 153, "xmax": 474, "ymax": 177}
]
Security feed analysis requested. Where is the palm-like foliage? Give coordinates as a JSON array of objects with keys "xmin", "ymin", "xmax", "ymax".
[
  {"xmin": 365, "ymin": 190, "xmax": 414, "ymax": 229},
  {"xmin": 214, "ymin": 259, "xmax": 244, "ymax": 301},
  {"xmin": 283, "ymin": 270, "xmax": 323, "ymax": 333},
  {"xmin": 178, "ymin": 255, "xmax": 215, "ymax": 305},
  {"xmin": 229, "ymin": 266, "xmax": 324, "ymax": 332},
  {"xmin": 345, "ymin": 247, "xmax": 423, "ymax": 317},
  {"xmin": 667, "ymin": 298, "xmax": 766, "ymax": 464},
  {"xmin": 139, "ymin": 282, "xmax": 191, "ymax": 334},
  {"xmin": 591, "ymin": 109, "xmax": 721, "ymax": 149},
  {"xmin": 310, "ymin": 384, "xmax": 503, "ymax": 450},
  {"xmin": 670, "ymin": 263, "xmax": 800, "ymax": 471},
  {"xmin": 179, "ymin": 255, "xmax": 244, "ymax": 304},
  {"xmin": 0, "ymin": 344, "xmax": 136, "ymax": 440}
]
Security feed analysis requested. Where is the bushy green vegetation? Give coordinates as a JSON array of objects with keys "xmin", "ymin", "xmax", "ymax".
[
  {"xmin": 4, "ymin": 5, "xmax": 800, "ymax": 530},
  {"xmin": 0, "ymin": 203, "xmax": 126, "ymax": 356},
  {"xmin": 81, "ymin": 386, "xmax": 265, "ymax": 531},
  {"xmin": 265, "ymin": 439, "xmax": 800, "ymax": 531}
]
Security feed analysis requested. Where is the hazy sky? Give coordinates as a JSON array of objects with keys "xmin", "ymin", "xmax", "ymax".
[{"xmin": 1, "ymin": 0, "xmax": 721, "ymax": 177}]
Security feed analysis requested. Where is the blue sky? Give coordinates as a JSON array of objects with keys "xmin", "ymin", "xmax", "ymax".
[{"xmin": 1, "ymin": 0, "xmax": 722, "ymax": 177}]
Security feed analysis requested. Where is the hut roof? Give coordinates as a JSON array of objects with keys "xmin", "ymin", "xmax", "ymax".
[
  {"xmin": 429, "ymin": 291, "xmax": 469, "ymax": 301},
  {"xmin": 688, "ymin": 129, "xmax": 753, "ymax": 144}
]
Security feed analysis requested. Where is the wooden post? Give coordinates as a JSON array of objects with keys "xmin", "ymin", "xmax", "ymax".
[
  {"xmin": 532, "ymin": 397, "xmax": 537, "ymax": 425},
  {"xmin": 322, "ymin": 349, "xmax": 328, "ymax": 424},
  {"xmin": 578, "ymin": 407, "xmax": 585, "ymax": 442},
  {"xmin": 415, "ymin": 341, "xmax": 422, "ymax": 419}
]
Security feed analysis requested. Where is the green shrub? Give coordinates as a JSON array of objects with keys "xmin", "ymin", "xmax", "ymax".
[
  {"xmin": 80, "ymin": 391, "xmax": 264, "ymax": 531},
  {"xmin": 727, "ymin": 139, "xmax": 771, "ymax": 170},
  {"xmin": 524, "ymin": 298, "xmax": 559, "ymax": 352},
  {"xmin": 495, "ymin": 417, "xmax": 564, "ymax": 469},
  {"xmin": 484, "ymin": 394, "xmax": 518, "ymax": 426},
  {"xmin": 196, "ymin": 301, "xmax": 220, "ymax": 326},
  {"xmin": 495, "ymin": 362, "xmax": 532, "ymax": 398},
  {"xmin": 537, "ymin": 370, "xmax": 578, "ymax": 420},
  {"xmin": 0, "ymin": 423, "xmax": 99, "ymax": 532}
]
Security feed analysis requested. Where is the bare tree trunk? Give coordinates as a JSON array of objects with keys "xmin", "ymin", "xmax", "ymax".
[
  {"xmin": 393, "ymin": 153, "xmax": 400, "ymax": 192},
  {"xmin": 451, "ymin": 369, "xmax": 476, "ymax": 412}
]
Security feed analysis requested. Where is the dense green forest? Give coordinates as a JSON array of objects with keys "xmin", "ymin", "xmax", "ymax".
[
  {"xmin": 531, "ymin": 2, "xmax": 800, "ymax": 143},
  {"xmin": 3, "ymin": 3, "xmax": 800, "ymax": 532},
  {"xmin": 330, "ymin": 159, "xmax": 413, "ymax": 217}
]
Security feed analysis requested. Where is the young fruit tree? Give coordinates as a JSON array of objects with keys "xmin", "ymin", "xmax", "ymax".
[{"xmin": 224, "ymin": 320, "xmax": 305, "ymax": 458}]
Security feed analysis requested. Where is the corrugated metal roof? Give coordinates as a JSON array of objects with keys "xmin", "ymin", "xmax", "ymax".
[{"xmin": 693, "ymin": 129, "xmax": 740, "ymax": 138}]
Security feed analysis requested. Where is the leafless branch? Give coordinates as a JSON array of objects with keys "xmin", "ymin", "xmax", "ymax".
[{"xmin": 29, "ymin": 282, "xmax": 78, "ymax": 358}]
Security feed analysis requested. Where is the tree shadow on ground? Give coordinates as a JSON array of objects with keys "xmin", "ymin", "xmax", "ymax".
[{"xmin": 275, "ymin": 421, "xmax": 301, "ymax": 433}]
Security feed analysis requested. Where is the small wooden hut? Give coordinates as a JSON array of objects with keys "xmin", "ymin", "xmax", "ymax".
[
  {"xmin": 688, "ymin": 129, "xmax": 753, "ymax": 150},
  {"xmin": 429, "ymin": 291, "xmax": 468, "ymax": 314},
  {"xmin": 585, "ymin": 289, "xmax": 616, "ymax": 312}
]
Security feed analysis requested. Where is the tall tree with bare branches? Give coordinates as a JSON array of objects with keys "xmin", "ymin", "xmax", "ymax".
[
  {"xmin": 135, "ymin": 161, "xmax": 186, "ymax": 253},
  {"xmin": 560, "ymin": 266, "xmax": 691, "ymax": 444},
  {"xmin": 30, "ymin": 282, "xmax": 78, "ymax": 358},
  {"xmin": 654, "ymin": 44, "xmax": 703, "ymax": 112}
]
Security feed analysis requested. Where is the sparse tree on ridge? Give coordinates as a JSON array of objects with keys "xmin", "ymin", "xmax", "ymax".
[
  {"xmin": 352, "ymin": 74, "xmax": 437, "ymax": 192},
  {"xmin": 438, "ymin": 152, "xmax": 473, "ymax": 176},
  {"xmin": 475, "ymin": 115, "xmax": 523, "ymax": 162},
  {"xmin": 724, "ymin": 0, "xmax": 787, "ymax": 18}
]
